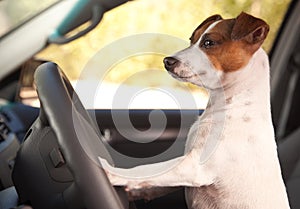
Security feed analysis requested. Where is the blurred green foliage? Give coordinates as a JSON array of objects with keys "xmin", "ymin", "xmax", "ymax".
[{"xmin": 36, "ymin": 0, "xmax": 291, "ymax": 86}]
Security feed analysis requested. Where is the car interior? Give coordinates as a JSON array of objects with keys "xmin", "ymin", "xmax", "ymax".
[
  {"xmin": 0, "ymin": 0, "xmax": 300, "ymax": 208},
  {"xmin": 271, "ymin": 5, "xmax": 300, "ymax": 207}
]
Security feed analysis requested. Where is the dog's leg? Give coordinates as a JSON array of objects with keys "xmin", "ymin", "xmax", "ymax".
[{"xmin": 99, "ymin": 150, "xmax": 215, "ymax": 190}]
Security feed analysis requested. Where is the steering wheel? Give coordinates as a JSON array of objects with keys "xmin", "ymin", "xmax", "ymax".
[{"xmin": 34, "ymin": 62, "xmax": 126, "ymax": 209}]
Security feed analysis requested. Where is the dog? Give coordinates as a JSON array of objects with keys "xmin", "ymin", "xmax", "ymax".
[{"xmin": 99, "ymin": 12, "xmax": 290, "ymax": 209}]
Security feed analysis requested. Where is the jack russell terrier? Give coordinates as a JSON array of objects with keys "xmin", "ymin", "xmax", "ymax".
[{"xmin": 99, "ymin": 12, "xmax": 290, "ymax": 209}]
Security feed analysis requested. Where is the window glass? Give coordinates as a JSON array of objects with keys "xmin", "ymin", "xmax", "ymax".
[
  {"xmin": 36, "ymin": 0, "xmax": 291, "ymax": 109},
  {"xmin": 0, "ymin": 0, "xmax": 59, "ymax": 38}
]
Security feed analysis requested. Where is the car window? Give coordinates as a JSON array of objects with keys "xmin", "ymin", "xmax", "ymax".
[
  {"xmin": 0, "ymin": 0, "xmax": 59, "ymax": 38},
  {"xmin": 35, "ymin": 0, "xmax": 291, "ymax": 109}
]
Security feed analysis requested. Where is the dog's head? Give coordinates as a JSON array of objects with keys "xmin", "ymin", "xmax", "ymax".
[{"xmin": 164, "ymin": 12, "xmax": 269, "ymax": 90}]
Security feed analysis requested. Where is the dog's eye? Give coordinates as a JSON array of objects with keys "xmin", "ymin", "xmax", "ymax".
[{"xmin": 203, "ymin": 40, "xmax": 215, "ymax": 48}]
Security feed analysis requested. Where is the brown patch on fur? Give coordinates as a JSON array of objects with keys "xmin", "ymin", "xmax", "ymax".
[
  {"xmin": 200, "ymin": 126, "xmax": 210, "ymax": 138},
  {"xmin": 199, "ymin": 19, "xmax": 253, "ymax": 72},
  {"xmin": 191, "ymin": 12, "xmax": 269, "ymax": 72},
  {"xmin": 231, "ymin": 12, "xmax": 269, "ymax": 50},
  {"xmin": 226, "ymin": 115, "xmax": 232, "ymax": 120},
  {"xmin": 190, "ymin": 15, "xmax": 223, "ymax": 44},
  {"xmin": 191, "ymin": 125, "xmax": 211, "ymax": 149},
  {"xmin": 245, "ymin": 101, "xmax": 252, "ymax": 106},
  {"xmin": 226, "ymin": 97, "xmax": 233, "ymax": 104},
  {"xmin": 247, "ymin": 135, "xmax": 255, "ymax": 142},
  {"xmin": 243, "ymin": 115, "xmax": 251, "ymax": 122}
]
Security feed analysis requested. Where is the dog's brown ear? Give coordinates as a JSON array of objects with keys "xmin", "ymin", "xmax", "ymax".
[
  {"xmin": 199, "ymin": 14, "xmax": 223, "ymax": 29},
  {"xmin": 190, "ymin": 14, "xmax": 223, "ymax": 43},
  {"xmin": 231, "ymin": 12, "xmax": 269, "ymax": 46}
]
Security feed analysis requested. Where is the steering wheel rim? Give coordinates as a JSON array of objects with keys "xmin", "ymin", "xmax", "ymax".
[{"xmin": 34, "ymin": 62, "xmax": 125, "ymax": 209}]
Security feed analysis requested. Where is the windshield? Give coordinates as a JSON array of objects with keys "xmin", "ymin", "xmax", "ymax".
[
  {"xmin": 34, "ymin": 0, "xmax": 291, "ymax": 109},
  {"xmin": 0, "ymin": 0, "xmax": 59, "ymax": 38}
]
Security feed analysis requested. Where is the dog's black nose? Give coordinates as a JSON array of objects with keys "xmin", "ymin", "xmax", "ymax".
[{"xmin": 163, "ymin": 57, "xmax": 179, "ymax": 71}]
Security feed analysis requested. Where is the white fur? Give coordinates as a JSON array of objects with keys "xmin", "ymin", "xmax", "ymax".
[{"xmin": 99, "ymin": 20, "xmax": 290, "ymax": 209}]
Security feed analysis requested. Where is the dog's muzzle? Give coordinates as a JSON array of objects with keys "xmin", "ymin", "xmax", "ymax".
[{"xmin": 163, "ymin": 57, "xmax": 179, "ymax": 72}]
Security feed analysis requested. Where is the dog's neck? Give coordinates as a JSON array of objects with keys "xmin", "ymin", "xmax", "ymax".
[{"xmin": 203, "ymin": 48, "xmax": 271, "ymax": 119}]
